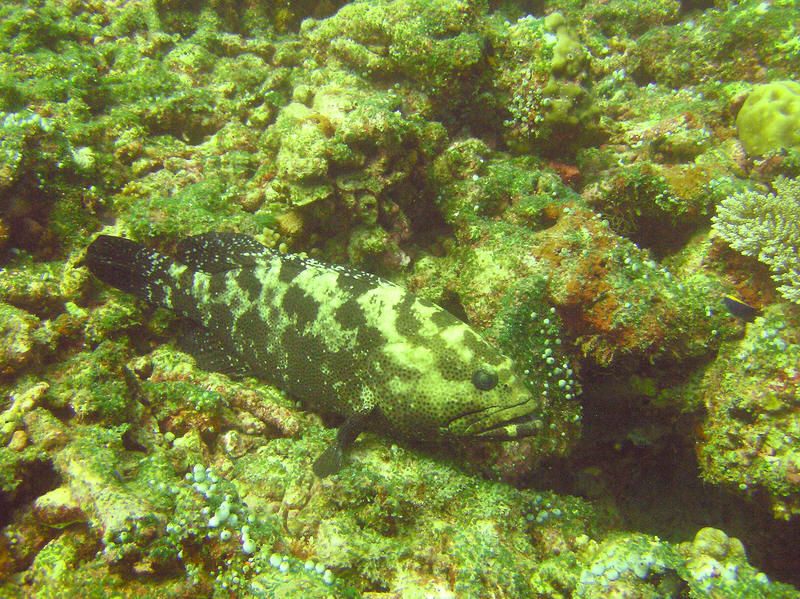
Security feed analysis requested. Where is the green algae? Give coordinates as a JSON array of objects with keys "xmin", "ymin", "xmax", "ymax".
[
  {"xmin": 43, "ymin": 340, "xmax": 142, "ymax": 424},
  {"xmin": 303, "ymin": 0, "xmax": 492, "ymax": 115}
]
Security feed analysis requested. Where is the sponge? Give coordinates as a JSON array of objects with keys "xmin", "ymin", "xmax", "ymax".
[{"xmin": 736, "ymin": 80, "xmax": 800, "ymax": 155}]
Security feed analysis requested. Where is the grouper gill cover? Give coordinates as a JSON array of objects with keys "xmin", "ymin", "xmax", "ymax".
[{"xmin": 85, "ymin": 232, "xmax": 544, "ymax": 475}]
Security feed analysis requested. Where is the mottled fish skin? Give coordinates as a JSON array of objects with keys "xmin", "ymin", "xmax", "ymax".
[{"xmin": 85, "ymin": 233, "xmax": 543, "ymax": 473}]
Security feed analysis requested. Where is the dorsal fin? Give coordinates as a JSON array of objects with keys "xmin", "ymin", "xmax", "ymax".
[
  {"xmin": 175, "ymin": 232, "xmax": 276, "ymax": 272},
  {"xmin": 176, "ymin": 232, "xmax": 388, "ymax": 291}
]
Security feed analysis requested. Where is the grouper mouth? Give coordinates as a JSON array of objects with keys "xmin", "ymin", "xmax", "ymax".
[{"xmin": 450, "ymin": 401, "xmax": 543, "ymax": 440}]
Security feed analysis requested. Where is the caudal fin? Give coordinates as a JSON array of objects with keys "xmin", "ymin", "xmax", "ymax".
[{"xmin": 85, "ymin": 235, "xmax": 178, "ymax": 308}]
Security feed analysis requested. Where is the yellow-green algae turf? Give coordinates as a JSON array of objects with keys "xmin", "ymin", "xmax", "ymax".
[
  {"xmin": 257, "ymin": 79, "xmax": 448, "ymax": 270},
  {"xmin": 633, "ymin": 0, "xmax": 800, "ymax": 89},
  {"xmin": 535, "ymin": 527, "xmax": 800, "ymax": 599},
  {"xmin": 0, "ymin": 371, "xmax": 359, "ymax": 597},
  {"xmin": 574, "ymin": 79, "xmax": 745, "ymax": 258},
  {"xmin": 302, "ymin": 0, "xmax": 495, "ymax": 116},
  {"xmin": 0, "ymin": 109, "xmax": 99, "ymax": 250},
  {"xmin": 43, "ymin": 340, "xmax": 144, "ymax": 425},
  {"xmin": 229, "ymin": 426, "xmax": 604, "ymax": 598},
  {"xmin": 696, "ymin": 305, "xmax": 800, "ymax": 519}
]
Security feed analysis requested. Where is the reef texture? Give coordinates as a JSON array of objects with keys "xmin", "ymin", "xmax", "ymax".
[{"xmin": 1, "ymin": 0, "xmax": 800, "ymax": 597}]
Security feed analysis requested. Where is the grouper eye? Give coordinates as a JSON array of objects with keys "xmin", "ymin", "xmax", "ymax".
[{"xmin": 471, "ymin": 368, "xmax": 498, "ymax": 391}]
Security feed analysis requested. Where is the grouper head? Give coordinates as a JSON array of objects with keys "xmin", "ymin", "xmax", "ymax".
[{"xmin": 366, "ymin": 290, "xmax": 543, "ymax": 442}]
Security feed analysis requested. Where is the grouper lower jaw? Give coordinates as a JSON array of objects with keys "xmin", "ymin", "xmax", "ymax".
[
  {"xmin": 449, "ymin": 402, "xmax": 544, "ymax": 440},
  {"xmin": 471, "ymin": 415, "xmax": 544, "ymax": 440}
]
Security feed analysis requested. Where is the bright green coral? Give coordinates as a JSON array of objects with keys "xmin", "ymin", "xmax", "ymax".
[
  {"xmin": 736, "ymin": 80, "xmax": 800, "ymax": 156},
  {"xmin": 712, "ymin": 176, "xmax": 800, "ymax": 304}
]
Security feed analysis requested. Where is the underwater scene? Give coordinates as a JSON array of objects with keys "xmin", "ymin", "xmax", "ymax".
[{"xmin": 1, "ymin": 0, "xmax": 800, "ymax": 597}]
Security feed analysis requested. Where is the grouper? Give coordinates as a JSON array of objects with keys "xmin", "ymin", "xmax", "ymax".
[{"xmin": 85, "ymin": 233, "xmax": 544, "ymax": 476}]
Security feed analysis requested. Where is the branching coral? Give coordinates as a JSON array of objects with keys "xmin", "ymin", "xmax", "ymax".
[{"xmin": 712, "ymin": 176, "xmax": 800, "ymax": 304}]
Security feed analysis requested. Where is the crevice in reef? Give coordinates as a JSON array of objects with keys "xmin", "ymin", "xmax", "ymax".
[
  {"xmin": 0, "ymin": 459, "xmax": 60, "ymax": 529},
  {"xmin": 530, "ymin": 407, "xmax": 800, "ymax": 588}
]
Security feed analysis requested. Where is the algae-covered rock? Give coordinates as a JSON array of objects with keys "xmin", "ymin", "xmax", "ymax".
[
  {"xmin": 677, "ymin": 527, "xmax": 795, "ymax": 598},
  {"xmin": 582, "ymin": 0, "xmax": 681, "ymax": 37},
  {"xmin": 0, "ymin": 110, "xmax": 97, "ymax": 252},
  {"xmin": 544, "ymin": 12, "xmax": 587, "ymax": 77},
  {"xmin": 496, "ymin": 13, "xmax": 598, "ymax": 155},
  {"xmin": 533, "ymin": 527, "xmax": 798, "ymax": 599},
  {"xmin": 426, "ymin": 140, "xmax": 736, "ymax": 370},
  {"xmin": 52, "ymin": 426, "xmax": 163, "ymax": 548},
  {"xmin": 683, "ymin": 527, "xmax": 746, "ymax": 563},
  {"xmin": 259, "ymin": 76, "xmax": 446, "ymax": 264},
  {"xmin": 634, "ymin": 2, "xmax": 800, "ymax": 88},
  {"xmin": 580, "ymin": 158, "xmax": 718, "ymax": 256},
  {"xmin": 0, "ymin": 302, "xmax": 39, "ymax": 376},
  {"xmin": 233, "ymin": 426, "xmax": 606, "ymax": 599},
  {"xmin": 32, "ymin": 486, "xmax": 84, "ymax": 530},
  {"xmin": 696, "ymin": 305, "xmax": 800, "ymax": 519},
  {"xmin": 302, "ymin": 0, "xmax": 490, "ymax": 113}
]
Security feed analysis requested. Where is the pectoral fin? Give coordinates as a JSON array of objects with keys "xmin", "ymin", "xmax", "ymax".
[{"xmin": 313, "ymin": 407, "xmax": 374, "ymax": 478}]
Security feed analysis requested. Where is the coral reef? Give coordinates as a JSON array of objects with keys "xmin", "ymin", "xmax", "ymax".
[
  {"xmin": 1, "ymin": 0, "xmax": 800, "ymax": 597},
  {"xmin": 496, "ymin": 12, "xmax": 598, "ymax": 155},
  {"xmin": 632, "ymin": 0, "xmax": 800, "ymax": 88}
]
